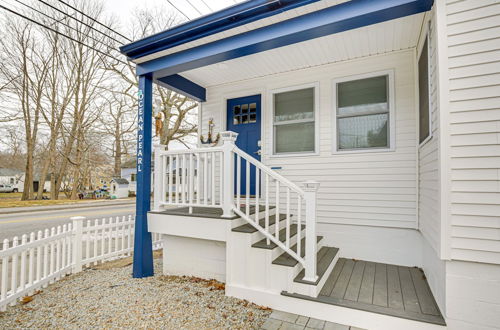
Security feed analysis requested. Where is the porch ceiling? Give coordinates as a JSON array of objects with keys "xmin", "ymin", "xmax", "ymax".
[{"xmin": 180, "ymin": 12, "xmax": 426, "ymax": 88}]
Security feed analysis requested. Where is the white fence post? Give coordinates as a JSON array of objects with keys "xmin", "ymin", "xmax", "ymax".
[
  {"xmin": 303, "ymin": 180, "xmax": 320, "ymax": 282},
  {"xmin": 220, "ymin": 131, "xmax": 238, "ymax": 218},
  {"xmin": 71, "ymin": 216, "xmax": 85, "ymax": 274}
]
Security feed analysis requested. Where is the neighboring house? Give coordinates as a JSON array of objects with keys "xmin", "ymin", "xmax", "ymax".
[
  {"xmin": 120, "ymin": 1, "xmax": 500, "ymax": 329},
  {"xmin": 0, "ymin": 168, "xmax": 23, "ymax": 189}
]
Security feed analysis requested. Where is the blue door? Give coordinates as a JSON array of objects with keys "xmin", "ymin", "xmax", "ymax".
[{"xmin": 227, "ymin": 95, "xmax": 261, "ymax": 196}]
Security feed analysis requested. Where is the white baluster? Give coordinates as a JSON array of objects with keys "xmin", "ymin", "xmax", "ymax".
[
  {"xmin": 19, "ymin": 234, "xmax": 27, "ymax": 299},
  {"xmin": 10, "ymin": 237, "xmax": 18, "ymax": 306},
  {"xmin": 219, "ymin": 152, "xmax": 223, "ymax": 204},
  {"xmin": 246, "ymin": 161, "xmax": 250, "ymax": 217},
  {"xmin": 286, "ymin": 188, "xmax": 291, "ymax": 248},
  {"xmin": 175, "ymin": 155, "xmax": 180, "ymax": 204},
  {"xmin": 203, "ymin": 153, "xmax": 208, "ymax": 205},
  {"xmin": 1, "ymin": 239, "xmax": 8, "ymax": 311},
  {"xmin": 196, "ymin": 153, "xmax": 201, "ymax": 204},
  {"xmin": 236, "ymin": 154, "xmax": 241, "ymax": 208},
  {"xmin": 42, "ymin": 229, "xmax": 49, "ymax": 287},
  {"xmin": 211, "ymin": 152, "xmax": 215, "ymax": 206},
  {"xmin": 85, "ymin": 220, "xmax": 91, "ymax": 266},
  {"xmin": 162, "ymin": 153, "xmax": 167, "ymax": 205},
  {"xmin": 107, "ymin": 217, "xmax": 113, "ymax": 256},
  {"xmin": 189, "ymin": 153, "xmax": 194, "ymax": 205},
  {"xmin": 28, "ymin": 232, "xmax": 35, "ymax": 294},
  {"xmin": 265, "ymin": 175, "xmax": 270, "ymax": 245},
  {"xmin": 255, "ymin": 168, "xmax": 260, "ymax": 223},
  {"xmin": 93, "ymin": 219, "xmax": 99, "ymax": 264},
  {"xmin": 49, "ymin": 227, "xmax": 55, "ymax": 283},
  {"xmin": 168, "ymin": 155, "xmax": 173, "ymax": 204},
  {"xmin": 297, "ymin": 196, "xmax": 302, "ymax": 258},
  {"xmin": 56, "ymin": 226, "xmax": 61, "ymax": 279},
  {"xmin": 36, "ymin": 231, "xmax": 42, "ymax": 285},
  {"xmin": 275, "ymin": 180, "xmax": 280, "ymax": 240},
  {"xmin": 153, "ymin": 146, "xmax": 161, "ymax": 210},
  {"xmin": 182, "ymin": 154, "xmax": 186, "ymax": 204},
  {"xmin": 100, "ymin": 218, "xmax": 106, "ymax": 260},
  {"xmin": 121, "ymin": 216, "xmax": 126, "ymax": 253},
  {"xmin": 62, "ymin": 225, "xmax": 67, "ymax": 272}
]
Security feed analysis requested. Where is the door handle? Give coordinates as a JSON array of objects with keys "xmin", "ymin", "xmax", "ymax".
[{"xmin": 254, "ymin": 150, "xmax": 261, "ymax": 155}]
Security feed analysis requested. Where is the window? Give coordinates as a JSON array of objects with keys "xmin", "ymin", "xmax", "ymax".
[
  {"xmin": 273, "ymin": 87, "xmax": 316, "ymax": 154},
  {"xmin": 233, "ymin": 102, "xmax": 257, "ymax": 125},
  {"xmin": 336, "ymin": 75, "xmax": 391, "ymax": 151},
  {"xmin": 418, "ymin": 37, "xmax": 431, "ymax": 144}
]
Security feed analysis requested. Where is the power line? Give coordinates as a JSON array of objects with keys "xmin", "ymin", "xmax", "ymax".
[
  {"xmin": 9, "ymin": 0, "xmax": 122, "ymax": 55},
  {"xmin": 166, "ymin": 0, "xmax": 190, "ymax": 20},
  {"xmin": 36, "ymin": 0, "xmax": 125, "ymax": 46},
  {"xmin": 55, "ymin": 0, "xmax": 132, "ymax": 43},
  {"xmin": 0, "ymin": 3, "xmax": 129, "ymax": 66},
  {"xmin": 185, "ymin": 0, "xmax": 203, "ymax": 16}
]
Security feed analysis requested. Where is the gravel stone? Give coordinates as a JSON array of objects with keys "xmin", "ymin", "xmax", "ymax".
[{"xmin": 0, "ymin": 258, "xmax": 271, "ymax": 329}]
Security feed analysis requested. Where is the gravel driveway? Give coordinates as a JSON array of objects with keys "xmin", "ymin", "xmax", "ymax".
[{"xmin": 0, "ymin": 255, "xmax": 271, "ymax": 329}]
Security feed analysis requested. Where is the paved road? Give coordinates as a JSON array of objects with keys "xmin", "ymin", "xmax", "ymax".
[{"xmin": 0, "ymin": 203, "xmax": 136, "ymax": 242}]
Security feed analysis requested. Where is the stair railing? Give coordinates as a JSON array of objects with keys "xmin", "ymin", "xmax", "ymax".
[{"xmin": 153, "ymin": 131, "xmax": 319, "ymax": 282}]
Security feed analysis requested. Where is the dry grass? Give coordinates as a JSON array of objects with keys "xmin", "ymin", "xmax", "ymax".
[{"xmin": 0, "ymin": 192, "xmax": 132, "ymax": 208}]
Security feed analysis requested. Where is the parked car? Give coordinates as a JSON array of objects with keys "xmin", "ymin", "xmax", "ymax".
[{"xmin": 0, "ymin": 184, "xmax": 15, "ymax": 193}]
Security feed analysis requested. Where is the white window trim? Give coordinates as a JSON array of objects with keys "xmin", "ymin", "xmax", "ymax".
[
  {"xmin": 269, "ymin": 82, "xmax": 320, "ymax": 157},
  {"xmin": 332, "ymin": 69, "xmax": 396, "ymax": 155},
  {"xmin": 418, "ymin": 31, "xmax": 433, "ymax": 148}
]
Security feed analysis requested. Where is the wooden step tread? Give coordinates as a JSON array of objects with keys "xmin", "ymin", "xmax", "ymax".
[
  {"xmin": 251, "ymin": 224, "xmax": 305, "ymax": 250},
  {"xmin": 232, "ymin": 214, "xmax": 288, "ymax": 233},
  {"xmin": 294, "ymin": 246, "xmax": 339, "ymax": 285},
  {"xmin": 272, "ymin": 236, "xmax": 323, "ymax": 267}
]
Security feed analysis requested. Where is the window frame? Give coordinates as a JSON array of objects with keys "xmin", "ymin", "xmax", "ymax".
[
  {"xmin": 269, "ymin": 82, "xmax": 320, "ymax": 157},
  {"xmin": 332, "ymin": 70, "xmax": 396, "ymax": 154},
  {"xmin": 418, "ymin": 33, "xmax": 433, "ymax": 147}
]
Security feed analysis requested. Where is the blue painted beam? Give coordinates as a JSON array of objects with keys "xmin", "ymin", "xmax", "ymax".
[
  {"xmin": 132, "ymin": 74, "xmax": 154, "ymax": 279},
  {"xmin": 120, "ymin": 0, "xmax": 321, "ymax": 60},
  {"xmin": 137, "ymin": 0, "xmax": 433, "ymax": 77},
  {"xmin": 156, "ymin": 74, "xmax": 206, "ymax": 102}
]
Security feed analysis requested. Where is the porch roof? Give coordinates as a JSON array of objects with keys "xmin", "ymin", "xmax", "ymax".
[{"xmin": 119, "ymin": 0, "xmax": 433, "ymax": 102}]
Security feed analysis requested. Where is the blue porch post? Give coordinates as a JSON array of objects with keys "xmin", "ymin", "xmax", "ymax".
[{"xmin": 133, "ymin": 73, "xmax": 154, "ymax": 278}]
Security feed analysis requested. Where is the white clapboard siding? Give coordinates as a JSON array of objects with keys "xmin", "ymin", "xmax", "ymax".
[
  {"xmin": 201, "ymin": 50, "xmax": 417, "ymax": 229},
  {"xmin": 418, "ymin": 10, "xmax": 442, "ymax": 256},
  {"xmin": 446, "ymin": 0, "xmax": 500, "ymax": 264}
]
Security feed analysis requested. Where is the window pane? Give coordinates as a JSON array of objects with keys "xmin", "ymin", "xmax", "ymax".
[
  {"xmin": 419, "ymin": 39, "xmax": 430, "ymax": 143},
  {"xmin": 274, "ymin": 88, "xmax": 314, "ymax": 122},
  {"xmin": 338, "ymin": 76, "xmax": 388, "ymax": 116},
  {"xmin": 275, "ymin": 122, "xmax": 314, "ymax": 153},
  {"xmin": 241, "ymin": 104, "xmax": 249, "ymax": 114},
  {"xmin": 338, "ymin": 114, "xmax": 388, "ymax": 150}
]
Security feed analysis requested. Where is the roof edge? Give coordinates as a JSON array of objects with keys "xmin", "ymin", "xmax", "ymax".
[{"xmin": 119, "ymin": 0, "xmax": 320, "ymax": 60}]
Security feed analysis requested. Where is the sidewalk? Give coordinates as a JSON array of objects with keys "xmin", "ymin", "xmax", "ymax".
[{"xmin": 0, "ymin": 199, "xmax": 136, "ymax": 215}]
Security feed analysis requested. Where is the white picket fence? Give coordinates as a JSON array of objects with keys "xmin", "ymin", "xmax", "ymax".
[{"xmin": 0, "ymin": 214, "xmax": 161, "ymax": 311}]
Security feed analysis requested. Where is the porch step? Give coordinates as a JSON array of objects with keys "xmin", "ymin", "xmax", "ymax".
[
  {"xmin": 251, "ymin": 224, "xmax": 305, "ymax": 250},
  {"xmin": 232, "ymin": 214, "xmax": 287, "ymax": 233},
  {"xmin": 272, "ymin": 236, "xmax": 323, "ymax": 267},
  {"xmin": 294, "ymin": 246, "xmax": 339, "ymax": 285}
]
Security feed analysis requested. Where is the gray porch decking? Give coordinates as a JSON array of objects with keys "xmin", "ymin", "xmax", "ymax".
[{"xmin": 283, "ymin": 258, "xmax": 446, "ymax": 326}]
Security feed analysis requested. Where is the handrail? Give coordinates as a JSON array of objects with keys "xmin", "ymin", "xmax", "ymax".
[
  {"xmin": 233, "ymin": 147, "xmax": 304, "ymax": 197},
  {"xmin": 155, "ymin": 145, "xmax": 224, "ymax": 156}
]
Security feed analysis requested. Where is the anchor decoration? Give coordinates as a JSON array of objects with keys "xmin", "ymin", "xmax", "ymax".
[{"xmin": 200, "ymin": 118, "xmax": 220, "ymax": 146}]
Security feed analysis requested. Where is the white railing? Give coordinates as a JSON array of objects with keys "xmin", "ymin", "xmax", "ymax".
[
  {"xmin": 153, "ymin": 131, "xmax": 319, "ymax": 281},
  {"xmin": 0, "ymin": 214, "xmax": 162, "ymax": 311},
  {"xmin": 154, "ymin": 145, "xmax": 224, "ymax": 210}
]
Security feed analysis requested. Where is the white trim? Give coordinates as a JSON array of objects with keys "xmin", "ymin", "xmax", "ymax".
[
  {"xmin": 268, "ymin": 82, "xmax": 320, "ymax": 158},
  {"xmin": 331, "ymin": 69, "xmax": 396, "ymax": 155},
  {"xmin": 417, "ymin": 29, "xmax": 433, "ymax": 148},
  {"xmin": 435, "ymin": 0, "xmax": 451, "ymax": 261}
]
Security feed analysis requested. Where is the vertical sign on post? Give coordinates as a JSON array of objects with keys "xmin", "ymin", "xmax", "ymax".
[{"xmin": 133, "ymin": 73, "xmax": 154, "ymax": 278}]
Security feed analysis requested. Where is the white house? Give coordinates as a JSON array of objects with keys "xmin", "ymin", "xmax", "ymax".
[
  {"xmin": 0, "ymin": 168, "xmax": 22, "ymax": 188},
  {"xmin": 120, "ymin": 1, "xmax": 500, "ymax": 329}
]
